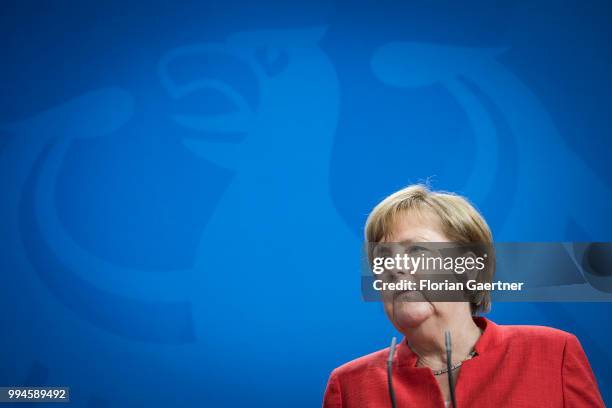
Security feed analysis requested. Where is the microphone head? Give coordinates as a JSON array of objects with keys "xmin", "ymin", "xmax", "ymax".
[{"xmin": 388, "ymin": 336, "xmax": 398, "ymax": 364}]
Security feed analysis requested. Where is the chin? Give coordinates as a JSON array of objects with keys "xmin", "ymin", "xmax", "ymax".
[{"xmin": 388, "ymin": 301, "xmax": 435, "ymax": 330}]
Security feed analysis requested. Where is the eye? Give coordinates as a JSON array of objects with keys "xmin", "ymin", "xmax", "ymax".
[
  {"xmin": 373, "ymin": 245, "xmax": 390, "ymax": 258},
  {"xmin": 406, "ymin": 245, "xmax": 432, "ymax": 256},
  {"xmin": 255, "ymin": 47, "xmax": 289, "ymax": 77}
]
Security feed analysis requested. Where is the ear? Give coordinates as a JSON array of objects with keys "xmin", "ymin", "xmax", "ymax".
[{"xmin": 463, "ymin": 250, "xmax": 483, "ymax": 281}]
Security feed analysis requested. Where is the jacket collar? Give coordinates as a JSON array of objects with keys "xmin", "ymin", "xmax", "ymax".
[{"xmin": 394, "ymin": 316, "xmax": 499, "ymax": 367}]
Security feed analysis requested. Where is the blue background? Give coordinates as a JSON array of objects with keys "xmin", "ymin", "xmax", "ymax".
[{"xmin": 1, "ymin": 1, "xmax": 611, "ymax": 406}]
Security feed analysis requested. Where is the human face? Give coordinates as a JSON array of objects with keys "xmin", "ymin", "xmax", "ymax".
[{"xmin": 381, "ymin": 210, "xmax": 459, "ymax": 332}]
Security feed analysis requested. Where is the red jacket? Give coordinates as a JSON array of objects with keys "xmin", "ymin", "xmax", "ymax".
[{"xmin": 323, "ymin": 317, "xmax": 604, "ymax": 407}]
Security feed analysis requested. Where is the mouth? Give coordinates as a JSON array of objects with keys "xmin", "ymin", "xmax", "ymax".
[{"xmin": 393, "ymin": 288, "xmax": 429, "ymax": 303}]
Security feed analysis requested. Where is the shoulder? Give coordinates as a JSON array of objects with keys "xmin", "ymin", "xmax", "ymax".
[
  {"xmin": 492, "ymin": 322, "xmax": 578, "ymax": 358},
  {"xmin": 330, "ymin": 347, "xmax": 388, "ymax": 379},
  {"xmin": 324, "ymin": 348, "xmax": 390, "ymax": 407},
  {"xmin": 497, "ymin": 323, "xmax": 575, "ymax": 344},
  {"xmin": 489, "ymin": 322, "xmax": 603, "ymax": 405}
]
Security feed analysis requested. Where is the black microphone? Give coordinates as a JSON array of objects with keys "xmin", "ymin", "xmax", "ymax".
[{"xmin": 445, "ymin": 331, "xmax": 457, "ymax": 408}]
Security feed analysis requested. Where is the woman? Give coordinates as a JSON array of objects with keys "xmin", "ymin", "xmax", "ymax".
[{"xmin": 323, "ymin": 185, "xmax": 603, "ymax": 407}]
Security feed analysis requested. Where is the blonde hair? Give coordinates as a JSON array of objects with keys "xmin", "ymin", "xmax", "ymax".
[{"xmin": 365, "ymin": 184, "xmax": 495, "ymax": 313}]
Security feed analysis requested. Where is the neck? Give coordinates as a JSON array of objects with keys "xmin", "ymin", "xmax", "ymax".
[{"xmin": 406, "ymin": 307, "xmax": 481, "ymax": 368}]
